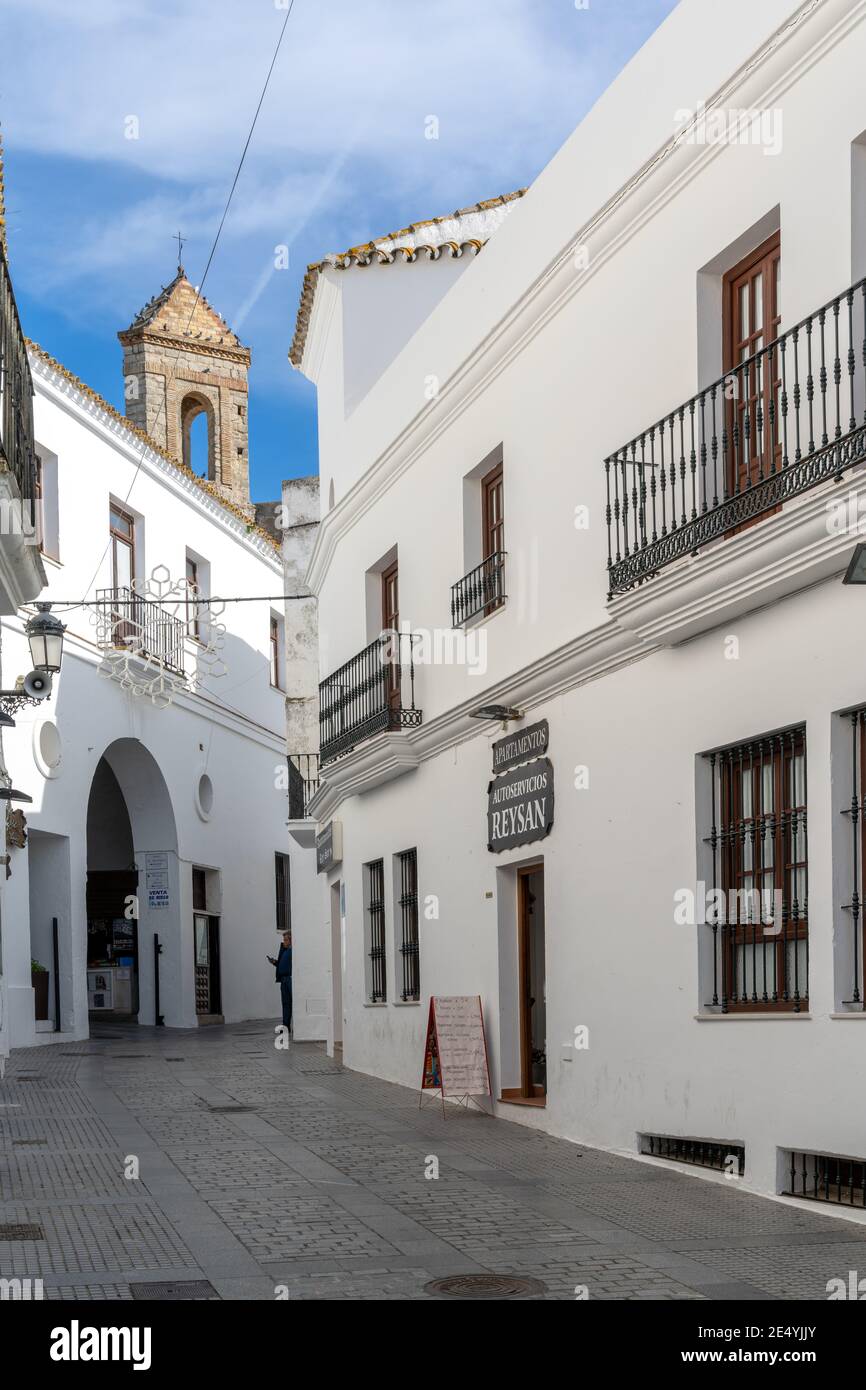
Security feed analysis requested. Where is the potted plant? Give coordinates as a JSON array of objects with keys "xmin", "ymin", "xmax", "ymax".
[{"xmin": 31, "ymin": 958, "xmax": 49, "ymax": 1022}]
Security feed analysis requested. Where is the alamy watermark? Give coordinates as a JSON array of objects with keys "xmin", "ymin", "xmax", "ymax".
[
  {"xmin": 381, "ymin": 621, "xmax": 486, "ymax": 677},
  {"xmin": 674, "ymin": 882, "xmax": 784, "ymax": 934},
  {"xmin": 674, "ymin": 100, "xmax": 783, "ymax": 158}
]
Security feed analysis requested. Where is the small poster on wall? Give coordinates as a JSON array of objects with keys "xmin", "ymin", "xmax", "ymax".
[
  {"xmin": 420, "ymin": 996, "xmax": 492, "ymax": 1115},
  {"xmin": 145, "ymin": 852, "xmax": 169, "ymax": 910}
]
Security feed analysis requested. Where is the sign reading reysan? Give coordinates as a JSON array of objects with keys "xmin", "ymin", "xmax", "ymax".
[{"xmin": 487, "ymin": 756, "xmax": 554, "ymax": 852}]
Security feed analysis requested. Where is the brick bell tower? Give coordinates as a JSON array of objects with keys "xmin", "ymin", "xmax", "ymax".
[{"xmin": 118, "ymin": 264, "xmax": 253, "ymax": 516}]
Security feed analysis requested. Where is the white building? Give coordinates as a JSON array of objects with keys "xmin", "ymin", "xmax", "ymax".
[
  {"xmin": 0, "ymin": 140, "xmax": 48, "ymax": 1070},
  {"xmin": 1, "ymin": 264, "xmax": 318, "ymax": 1047},
  {"xmin": 293, "ymin": 0, "xmax": 866, "ymax": 1208}
]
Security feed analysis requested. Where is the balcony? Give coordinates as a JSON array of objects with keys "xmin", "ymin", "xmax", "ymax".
[
  {"xmin": 319, "ymin": 632, "xmax": 422, "ymax": 766},
  {"xmin": 287, "ymin": 752, "xmax": 320, "ymax": 819},
  {"xmin": 451, "ymin": 551, "xmax": 506, "ymax": 627},
  {"xmin": 605, "ymin": 276, "xmax": 866, "ymax": 598},
  {"xmin": 0, "ymin": 242, "xmax": 37, "ymax": 522},
  {"xmin": 96, "ymin": 587, "xmax": 186, "ymax": 676}
]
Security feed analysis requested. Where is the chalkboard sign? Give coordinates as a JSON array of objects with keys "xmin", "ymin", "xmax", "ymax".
[{"xmin": 420, "ymin": 996, "xmax": 492, "ymax": 1100}]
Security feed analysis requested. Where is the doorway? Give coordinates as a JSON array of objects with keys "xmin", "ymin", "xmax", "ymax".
[
  {"xmin": 193, "ymin": 867, "xmax": 222, "ymax": 1020},
  {"xmin": 330, "ymin": 880, "xmax": 343, "ymax": 1055},
  {"xmin": 502, "ymin": 865, "xmax": 546, "ymax": 1105},
  {"xmin": 85, "ymin": 758, "xmax": 140, "ymax": 1020}
]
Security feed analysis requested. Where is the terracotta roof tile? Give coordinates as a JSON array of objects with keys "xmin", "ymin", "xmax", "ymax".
[{"xmin": 290, "ymin": 189, "xmax": 525, "ymax": 368}]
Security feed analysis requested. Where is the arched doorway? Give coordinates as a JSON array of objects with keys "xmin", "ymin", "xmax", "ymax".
[{"xmin": 85, "ymin": 739, "xmax": 181, "ymax": 1026}]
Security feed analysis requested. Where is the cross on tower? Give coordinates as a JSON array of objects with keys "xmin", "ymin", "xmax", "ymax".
[{"xmin": 174, "ymin": 230, "xmax": 186, "ymax": 272}]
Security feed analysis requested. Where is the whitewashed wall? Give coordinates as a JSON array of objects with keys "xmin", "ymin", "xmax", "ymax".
[
  {"xmin": 1, "ymin": 356, "xmax": 320, "ymax": 1046},
  {"xmin": 300, "ymin": 0, "xmax": 866, "ymax": 1202}
]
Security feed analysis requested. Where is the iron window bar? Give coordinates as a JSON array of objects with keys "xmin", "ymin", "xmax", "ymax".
[
  {"xmin": 640, "ymin": 1134, "xmax": 745, "ymax": 1175},
  {"xmin": 95, "ymin": 586, "xmax": 186, "ymax": 677},
  {"xmin": 838, "ymin": 705, "xmax": 866, "ymax": 1007},
  {"xmin": 785, "ymin": 1150, "xmax": 866, "ymax": 1208},
  {"xmin": 366, "ymin": 858, "xmax": 386, "ymax": 1003},
  {"xmin": 606, "ymin": 275, "xmax": 866, "ymax": 596},
  {"xmin": 0, "ymin": 242, "xmax": 37, "ymax": 526},
  {"xmin": 318, "ymin": 630, "xmax": 422, "ymax": 766},
  {"xmin": 287, "ymin": 752, "xmax": 320, "ymax": 819},
  {"xmin": 451, "ymin": 551, "xmax": 507, "ymax": 627},
  {"xmin": 703, "ymin": 726, "xmax": 808, "ymax": 1013},
  {"xmin": 397, "ymin": 848, "xmax": 420, "ymax": 1002}
]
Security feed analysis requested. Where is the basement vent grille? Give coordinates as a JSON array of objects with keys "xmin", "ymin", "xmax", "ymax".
[
  {"xmin": 785, "ymin": 1150, "xmax": 866, "ymax": 1208},
  {"xmin": 208, "ymin": 1105, "xmax": 256, "ymax": 1114},
  {"xmin": 640, "ymin": 1134, "xmax": 745, "ymax": 1175},
  {"xmin": 0, "ymin": 1224, "xmax": 44, "ymax": 1240},
  {"xmin": 12, "ymin": 1139, "xmax": 48, "ymax": 1147}
]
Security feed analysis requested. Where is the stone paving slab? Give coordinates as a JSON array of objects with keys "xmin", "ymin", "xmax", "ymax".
[{"xmin": 3, "ymin": 1022, "xmax": 866, "ymax": 1300}]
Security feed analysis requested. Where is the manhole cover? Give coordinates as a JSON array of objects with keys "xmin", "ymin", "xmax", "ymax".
[
  {"xmin": 131, "ymin": 1280, "xmax": 219, "ymax": 1301},
  {"xmin": 424, "ymin": 1274, "xmax": 546, "ymax": 1299},
  {"xmin": 208, "ymin": 1105, "xmax": 256, "ymax": 1114},
  {"xmin": 0, "ymin": 1224, "xmax": 44, "ymax": 1240}
]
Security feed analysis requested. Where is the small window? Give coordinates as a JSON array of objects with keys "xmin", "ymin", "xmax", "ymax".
[
  {"xmin": 480, "ymin": 461, "xmax": 505, "ymax": 616},
  {"xmin": 192, "ymin": 866, "xmax": 208, "ymax": 912},
  {"xmin": 704, "ymin": 726, "xmax": 807, "ymax": 1012},
  {"xmin": 34, "ymin": 455, "xmax": 44, "ymax": 553},
  {"xmin": 269, "ymin": 613, "xmax": 284, "ymax": 690},
  {"xmin": 364, "ymin": 858, "xmax": 387, "ymax": 1003},
  {"xmin": 108, "ymin": 504, "xmax": 136, "ymax": 643},
  {"xmin": 722, "ymin": 233, "xmax": 781, "ymax": 499},
  {"xmin": 482, "ymin": 461, "xmax": 504, "ymax": 562},
  {"xmin": 395, "ymin": 848, "xmax": 420, "ymax": 1002},
  {"xmin": 33, "ymin": 447, "xmax": 59, "ymax": 560},
  {"xmin": 275, "ymin": 852, "xmax": 291, "ymax": 935},
  {"xmin": 186, "ymin": 555, "xmax": 200, "ymax": 641}
]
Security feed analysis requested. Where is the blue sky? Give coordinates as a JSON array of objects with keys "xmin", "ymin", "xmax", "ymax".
[{"xmin": 2, "ymin": 0, "xmax": 677, "ymax": 503}]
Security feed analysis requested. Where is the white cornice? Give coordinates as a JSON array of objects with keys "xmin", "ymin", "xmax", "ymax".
[
  {"xmin": 311, "ymin": 456, "xmax": 866, "ymax": 818},
  {"xmin": 608, "ymin": 473, "xmax": 861, "ymax": 647},
  {"xmin": 306, "ymin": 0, "xmax": 859, "ymax": 596},
  {"xmin": 31, "ymin": 358, "xmax": 282, "ymax": 572},
  {"xmin": 311, "ymin": 619, "xmax": 647, "ymax": 819}
]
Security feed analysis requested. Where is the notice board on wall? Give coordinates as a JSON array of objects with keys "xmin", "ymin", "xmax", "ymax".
[{"xmin": 420, "ymin": 995, "xmax": 492, "ymax": 1100}]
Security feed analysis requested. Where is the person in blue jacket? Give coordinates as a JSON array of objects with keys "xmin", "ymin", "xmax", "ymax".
[{"xmin": 268, "ymin": 930, "xmax": 292, "ymax": 1032}]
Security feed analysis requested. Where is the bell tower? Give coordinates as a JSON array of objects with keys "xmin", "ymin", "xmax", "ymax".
[{"xmin": 118, "ymin": 266, "xmax": 253, "ymax": 516}]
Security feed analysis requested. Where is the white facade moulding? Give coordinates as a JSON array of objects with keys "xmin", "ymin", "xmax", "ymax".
[{"xmin": 608, "ymin": 471, "xmax": 866, "ymax": 648}]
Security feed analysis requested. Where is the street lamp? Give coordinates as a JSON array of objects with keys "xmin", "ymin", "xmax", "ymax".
[
  {"xmin": 26, "ymin": 602, "xmax": 66, "ymax": 673},
  {"xmin": 0, "ymin": 602, "xmax": 66, "ymax": 718},
  {"xmin": 470, "ymin": 704, "xmax": 524, "ymax": 725}
]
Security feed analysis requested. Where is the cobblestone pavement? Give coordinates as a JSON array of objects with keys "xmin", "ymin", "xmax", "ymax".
[{"xmin": 2, "ymin": 1022, "xmax": 866, "ymax": 1300}]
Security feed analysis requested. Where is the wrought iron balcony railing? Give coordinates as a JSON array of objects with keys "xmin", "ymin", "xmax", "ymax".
[
  {"xmin": 606, "ymin": 276, "xmax": 866, "ymax": 597},
  {"xmin": 0, "ymin": 242, "xmax": 37, "ymax": 521},
  {"xmin": 96, "ymin": 587, "xmax": 186, "ymax": 677},
  {"xmin": 451, "ymin": 551, "xmax": 506, "ymax": 627},
  {"xmin": 287, "ymin": 752, "xmax": 320, "ymax": 819},
  {"xmin": 319, "ymin": 631, "xmax": 422, "ymax": 766}
]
